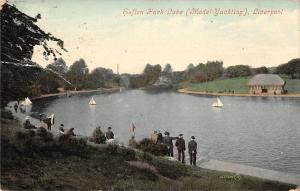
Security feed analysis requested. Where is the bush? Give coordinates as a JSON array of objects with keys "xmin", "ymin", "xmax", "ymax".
[{"xmin": 136, "ymin": 138, "xmax": 168, "ymax": 156}]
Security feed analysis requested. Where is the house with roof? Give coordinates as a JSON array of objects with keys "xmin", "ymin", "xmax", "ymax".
[{"xmin": 248, "ymin": 74, "xmax": 285, "ymax": 95}]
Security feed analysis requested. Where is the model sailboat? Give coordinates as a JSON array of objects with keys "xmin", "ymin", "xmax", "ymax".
[
  {"xmin": 89, "ymin": 97, "xmax": 97, "ymax": 105},
  {"xmin": 21, "ymin": 97, "xmax": 32, "ymax": 106},
  {"xmin": 212, "ymin": 97, "xmax": 223, "ymax": 107}
]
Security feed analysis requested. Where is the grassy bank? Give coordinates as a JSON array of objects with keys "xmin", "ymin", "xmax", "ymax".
[
  {"xmin": 178, "ymin": 76, "xmax": 300, "ymax": 94},
  {"xmin": 1, "ymin": 115, "xmax": 296, "ymax": 191}
]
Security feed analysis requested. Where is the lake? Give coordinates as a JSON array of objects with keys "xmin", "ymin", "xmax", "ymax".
[{"xmin": 31, "ymin": 90, "xmax": 300, "ymax": 175}]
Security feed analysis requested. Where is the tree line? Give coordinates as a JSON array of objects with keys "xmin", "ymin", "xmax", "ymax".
[{"xmin": 35, "ymin": 57, "xmax": 300, "ymax": 94}]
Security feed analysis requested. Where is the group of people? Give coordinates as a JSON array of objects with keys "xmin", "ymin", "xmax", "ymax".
[
  {"xmin": 151, "ymin": 131, "xmax": 198, "ymax": 166},
  {"xmin": 91, "ymin": 126, "xmax": 115, "ymax": 144},
  {"xmin": 13, "ymin": 101, "xmax": 27, "ymax": 113}
]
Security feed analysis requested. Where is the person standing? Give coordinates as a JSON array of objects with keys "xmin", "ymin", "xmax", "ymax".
[
  {"xmin": 157, "ymin": 130, "xmax": 163, "ymax": 144},
  {"xmin": 151, "ymin": 130, "xmax": 158, "ymax": 144},
  {"xmin": 66, "ymin": 128, "xmax": 76, "ymax": 137},
  {"xmin": 14, "ymin": 103, "xmax": 18, "ymax": 112},
  {"xmin": 92, "ymin": 126, "xmax": 102, "ymax": 144},
  {"xmin": 105, "ymin": 127, "xmax": 114, "ymax": 140},
  {"xmin": 175, "ymin": 134, "xmax": 186, "ymax": 163},
  {"xmin": 163, "ymin": 131, "xmax": 177, "ymax": 157},
  {"xmin": 188, "ymin": 136, "xmax": 197, "ymax": 166}
]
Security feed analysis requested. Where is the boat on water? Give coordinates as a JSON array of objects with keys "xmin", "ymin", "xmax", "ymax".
[
  {"xmin": 21, "ymin": 97, "xmax": 32, "ymax": 106},
  {"xmin": 212, "ymin": 97, "xmax": 223, "ymax": 107},
  {"xmin": 89, "ymin": 97, "xmax": 97, "ymax": 105}
]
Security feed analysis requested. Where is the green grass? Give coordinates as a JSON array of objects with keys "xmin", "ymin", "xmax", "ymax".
[
  {"xmin": 1, "ymin": 116, "xmax": 296, "ymax": 191},
  {"xmin": 179, "ymin": 76, "xmax": 300, "ymax": 94},
  {"xmin": 179, "ymin": 77, "xmax": 251, "ymax": 94},
  {"xmin": 282, "ymin": 77, "xmax": 300, "ymax": 93}
]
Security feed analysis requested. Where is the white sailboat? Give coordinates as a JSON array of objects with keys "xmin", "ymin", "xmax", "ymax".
[
  {"xmin": 89, "ymin": 97, "xmax": 97, "ymax": 105},
  {"xmin": 212, "ymin": 97, "xmax": 223, "ymax": 107},
  {"xmin": 21, "ymin": 97, "xmax": 32, "ymax": 106}
]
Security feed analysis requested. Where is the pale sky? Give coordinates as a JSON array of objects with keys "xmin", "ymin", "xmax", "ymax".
[{"xmin": 8, "ymin": 0, "xmax": 300, "ymax": 74}]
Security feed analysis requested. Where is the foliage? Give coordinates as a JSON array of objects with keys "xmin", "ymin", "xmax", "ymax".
[
  {"xmin": 143, "ymin": 64, "xmax": 162, "ymax": 85},
  {"xmin": 46, "ymin": 58, "xmax": 68, "ymax": 76},
  {"xmin": 276, "ymin": 58, "xmax": 300, "ymax": 79},
  {"xmin": 34, "ymin": 70, "xmax": 61, "ymax": 94},
  {"xmin": 206, "ymin": 61, "xmax": 224, "ymax": 80},
  {"xmin": 225, "ymin": 65, "xmax": 252, "ymax": 78},
  {"xmin": 66, "ymin": 58, "xmax": 89, "ymax": 90},
  {"xmin": 162, "ymin": 64, "xmax": 173, "ymax": 77},
  {"xmin": 0, "ymin": 3, "xmax": 66, "ymax": 106},
  {"xmin": 136, "ymin": 138, "xmax": 168, "ymax": 156},
  {"xmin": 253, "ymin": 66, "xmax": 269, "ymax": 74},
  {"xmin": 185, "ymin": 61, "xmax": 223, "ymax": 82}
]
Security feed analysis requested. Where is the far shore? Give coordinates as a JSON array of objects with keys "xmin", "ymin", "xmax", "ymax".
[
  {"xmin": 31, "ymin": 87, "xmax": 120, "ymax": 100},
  {"xmin": 177, "ymin": 89, "xmax": 300, "ymax": 98}
]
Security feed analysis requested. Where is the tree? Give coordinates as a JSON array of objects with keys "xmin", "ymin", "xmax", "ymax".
[
  {"xmin": 143, "ymin": 64, "xmax": 162, "ymax": 85},
  {"xmin": 225, "ymin": 65, "xmax": 252, "ymax": 78},
  {"xmin": 253, "ymin": 66, "xmax": 269, "ymax": 74},
  {"xmin": 185, "ymin": 63, "xmax": 195, "ymax": 72},
  {"xmin": 46, "ymin": 58, "xmax": 68, "ymax": 76},
  {"xmin": 66, "ymin": 59, "xmax": 89, "ymax": 89},
  {"xmin": 206, "ymin": 61, "xmax": 223, "ymax": 80},
  {"xmin": 276, "ymin": 58, "xmax": 300, "ymax": 78},
  {"xmin": 88, "ymin": 67, "xmax": 114, "ymax": 88},
  {"xmin": 1, "ymin": 3, "xmax": 67, "ymax": 105},
  {"xmin": 163, "ymin": 64, "xmax": 173, "ymax": 74}
]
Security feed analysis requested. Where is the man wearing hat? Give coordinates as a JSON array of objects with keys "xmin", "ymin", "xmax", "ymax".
[
  {"xmin": 188, "ymin": 136, "xmax": 197, "ymax": 166},
  {"xmin": 175, "ymin": 134, "xmax": 186, "ymax": 163},
  {"xmin": 58, "ymin": 124, "xmax": 65, "ymax": 135},
  {"xmin": 163, "ymin": 131, "xmax": 177, "ymax": 157},
  {"xmin": 105, "ymin": 127, "xmax": 114, "ymax": 140}
]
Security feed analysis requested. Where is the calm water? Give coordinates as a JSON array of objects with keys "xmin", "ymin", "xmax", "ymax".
[{"xmin": 31, "ymin": 90, "xmax": 300, "ymax": 175}]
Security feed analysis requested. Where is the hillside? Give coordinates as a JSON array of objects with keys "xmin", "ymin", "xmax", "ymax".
[
  {"xmin": 179, "ymin": 76, "xmax": 300, "ymax": 94},
  {"xmin": 0, "ymin": 112, "xmax": 295, "ymax": 191}
]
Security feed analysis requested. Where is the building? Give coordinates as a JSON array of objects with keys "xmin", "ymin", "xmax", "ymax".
[{"xmin": 248, "ymin": 74, "xmax": 285, "ymax": 95}]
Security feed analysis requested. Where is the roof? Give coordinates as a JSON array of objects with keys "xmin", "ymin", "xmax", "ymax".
[{"xmin": 248, "ymin": 74, "xmax": 284, "ymax": 86}]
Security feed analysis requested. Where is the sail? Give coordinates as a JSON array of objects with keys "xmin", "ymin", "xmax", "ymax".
[
  {"xmin": 89, "ymin": 97, "xmax": 96, "ymax": 105},
  {"xmin": 48, "ymin": 114, "xmax": 55, "ymax": 125},
  {"xmin": 217, "ymin": 98, "xmax": 223, "ymax": 107},
  {"xmin": 24, "ymin": 97, "xmax": 32, "ymax": 105},
  {"xmin": 212, "ymin": 97, "xmax": 223, "ymax": 107}
]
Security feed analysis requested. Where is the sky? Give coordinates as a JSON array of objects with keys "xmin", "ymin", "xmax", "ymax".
[{"xmin": 6, "ymin": 0, "xmax": 300, "ymax": 74}]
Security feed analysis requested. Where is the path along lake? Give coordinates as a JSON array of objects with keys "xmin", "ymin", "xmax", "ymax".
[{"xmin": 30, "ymin": 90, "xmax": 300, "ymax": 175}]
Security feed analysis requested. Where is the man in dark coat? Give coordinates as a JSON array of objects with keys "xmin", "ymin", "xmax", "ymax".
[
  {"xmin": 175, "ymin": 134, "xmax": 186, "ymax": 163},
  {"xmin": 14, "ymin": 103, "xmax": 18, "ymax": 112},
  {"xmin": 105, "ymin": 127, "xmax": 114, "ymax": 139},
  {"xmin": 188, "ymin": 136, "xmax": 197, "ymax": 166},
  {"xmin": 157, "ymin": 130, "xmax": 163, "ymax": 144},
  {"xmin": 163, "ymin": 131, "xmax": 177, "ymax": 157}
]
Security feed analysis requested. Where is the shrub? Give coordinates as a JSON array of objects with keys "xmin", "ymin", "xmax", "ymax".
[{"xmin": 136, "ymin": 138, "xmax": 168, "ymax": 156}]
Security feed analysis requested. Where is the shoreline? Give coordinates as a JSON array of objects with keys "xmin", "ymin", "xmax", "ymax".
[
  {"xmin": 177, "ymin": 88, "xmax": 300, "ymax": 98},
  {"xmin": 31, "ymin": 87, "xmax": 120, "ymax": 100},
  {"xmin": 5, "ymin": 103, "xmax": 300, "ymax": 186}
]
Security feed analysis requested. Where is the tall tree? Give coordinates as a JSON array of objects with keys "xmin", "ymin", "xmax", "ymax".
[
  {"xmin": 46, "ymin": 58, "xmax": 68, "ymax": 76},
  {"xmin": 163, "ymin": 64, "xmax": 173, "ymax": 74},
  {"xmin": 253, "ymin": 66, "xmax": 269, "ymax": 74},
  {"xmin": 143, "ymin": 64, "xmax": 162, "ymax": 85},
  {"xmin": 1, "ymin": 3, "xmax": 67, "ymax": 105},
  {"xmin": 276, "ymin": 58, "xmax": 300, "ymax": 78},
  {"xmin": 225, "ymin": 65, "xmax": 252, "ymax": 78},
  {"xmin": 206, "ymin": 61, "xmax": 223, "ymax": 80},
  {"xmin": 66, "ymin": 59, "xmax": 89, "ymax": 89}
]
